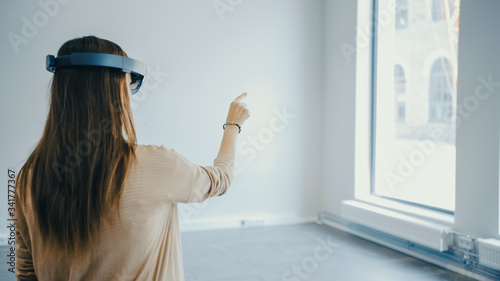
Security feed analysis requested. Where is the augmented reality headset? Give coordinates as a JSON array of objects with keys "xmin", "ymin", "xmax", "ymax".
[{"xmin": 46, "ymin": 52, "xmax": 147, "ymax": 95}]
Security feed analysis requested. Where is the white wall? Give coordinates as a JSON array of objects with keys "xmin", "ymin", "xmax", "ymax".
[
  {"xmin": 0, "ymin": 0, "xmax": 324, "ymax": 235},
  {"xmin": 454, "ymin": 0, "xmax": 500, "ymax": 238},
  {"xmin": 320, "ymin": 0, "xmax": 358, "ymax": 216}
]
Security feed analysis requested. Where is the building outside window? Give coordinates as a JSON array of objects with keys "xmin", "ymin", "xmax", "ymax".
[{"xmin": 372, "ymin": 0, "xmax": 460, "ymax": 212}]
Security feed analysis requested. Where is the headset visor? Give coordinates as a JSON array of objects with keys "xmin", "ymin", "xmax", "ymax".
[{"xmin": 46, "ymin": 52, "xmax": 147, "ymax": 95}]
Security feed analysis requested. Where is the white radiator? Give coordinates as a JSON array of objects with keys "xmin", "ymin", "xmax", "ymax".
[
  {"xmin": 478, "ymin": 238, "xmax": 500, "ymax": 271},
  {"xmin": 341, "ymin": 200, "xmax": 453, "ymax": 251}
]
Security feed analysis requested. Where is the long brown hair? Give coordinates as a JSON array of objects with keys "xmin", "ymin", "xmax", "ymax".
[{"xmin": 15, "ymin": 35, "xmax": 137, "ymax": 265}]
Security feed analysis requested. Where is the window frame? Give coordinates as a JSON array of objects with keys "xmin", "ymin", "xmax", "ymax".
[{"xmin": 353, "ymin": 0, "xmax": 455, "ymax": 228}]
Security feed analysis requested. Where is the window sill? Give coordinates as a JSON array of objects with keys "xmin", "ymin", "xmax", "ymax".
[{"xmin": 356, "ymin": 195, "xmax": 454, "ymax": 227}]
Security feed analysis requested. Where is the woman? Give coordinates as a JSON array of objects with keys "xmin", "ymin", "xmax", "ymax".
[{"xmin": 13, "ymin": 35, "xmax": 250, "ymax": 281}]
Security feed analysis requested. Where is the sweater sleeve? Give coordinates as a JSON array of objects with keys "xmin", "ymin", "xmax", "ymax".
[{"xmin": 154, "ymin": 146, "xmax": 235, "ymax": 204}]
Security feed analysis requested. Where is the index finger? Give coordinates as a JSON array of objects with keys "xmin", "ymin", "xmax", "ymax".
[{"xmin": 234, "ymin": 92, "xmax": 248, "ymax": 103}]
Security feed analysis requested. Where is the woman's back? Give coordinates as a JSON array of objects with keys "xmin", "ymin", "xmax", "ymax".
[{"xmin": 15, "ymin": 144, "xmax": 234, "ymax": 281}]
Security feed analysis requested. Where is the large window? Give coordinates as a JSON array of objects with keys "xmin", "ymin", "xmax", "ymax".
[{"xmin": 371, "ymin": 0, "xmax": 460, "ymax": 212}]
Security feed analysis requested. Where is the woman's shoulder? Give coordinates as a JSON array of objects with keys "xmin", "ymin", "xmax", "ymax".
[
  {"xmin": 135, "ymin": 144, "xmax": 179, "ymax": 160},
  {"xmin": 136, "ymin": 143, "xmax": 170, "ymax": 151},
  {"xmin": 137, "ymin": 143, "xmax": 166, "ymax": 149},
  {"xmin": 134, "ymin": 144, "xmax": 198, "ymax": 171}
]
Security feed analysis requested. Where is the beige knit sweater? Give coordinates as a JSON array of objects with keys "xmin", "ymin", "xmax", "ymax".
[{"xmin": 14, "ymin": 144, "xmax": 234, "ymax": 281}]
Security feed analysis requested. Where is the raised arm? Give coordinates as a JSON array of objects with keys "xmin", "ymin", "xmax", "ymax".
[
  {"xmin": 155, "ymin": 93, "xmax": 251, "ymax": 204},
  {"xmin": 184, "ymin": 92, "xmax": 251, "ymax": 202}
]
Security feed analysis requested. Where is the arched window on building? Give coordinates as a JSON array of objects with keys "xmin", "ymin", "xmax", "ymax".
[
  {"xmin": 429, "ymin": 58, "xmax": 454, "ymax": 123},
  {"xmin": 432, "ymin": 0, "xmax": 445, "ymax": 21},
  {"xmin": 396, "ymin": 0, "xmax": 408, "ymax": 29},
  {"xmin": 394, "ymin": 64, "xmax": 406, "ymax": 123}
]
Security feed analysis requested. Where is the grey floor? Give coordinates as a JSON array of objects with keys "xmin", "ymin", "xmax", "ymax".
[
  {"xmin": 0, "ymin": 223, "xmax": 479, "ymax": 281},
  {"xmin": 181, "ymin": 223, "xmax": 478, "ymax": 281}
]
